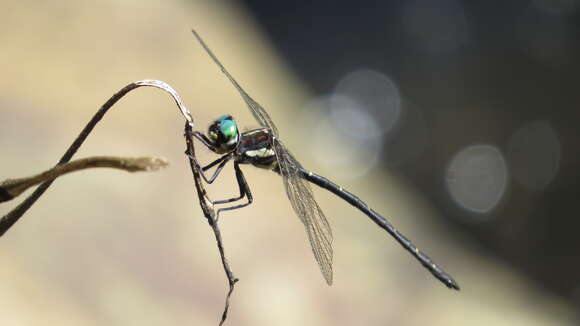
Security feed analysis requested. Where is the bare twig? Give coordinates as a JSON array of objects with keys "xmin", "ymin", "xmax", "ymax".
[
  {"xmin": 184, "ymin": 122, "xmax": 238, "ymax": 326},
  {"xmin": 0, "ymin": 156, "xmax": 168, "ymax": 203},
  {"xmin": 0, "ymin": 79, "xmax": 191, "ymax": 237}
]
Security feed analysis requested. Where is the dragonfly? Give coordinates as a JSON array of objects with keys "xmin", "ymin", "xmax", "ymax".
[{"xmin": 189, "ymin": 29, "xmax": 459, "ymax": 290}]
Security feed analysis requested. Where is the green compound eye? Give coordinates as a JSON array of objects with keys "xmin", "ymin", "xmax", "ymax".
[{"xmin": 220, "ymin": 118, "xmax": 237, "ymax": 140}]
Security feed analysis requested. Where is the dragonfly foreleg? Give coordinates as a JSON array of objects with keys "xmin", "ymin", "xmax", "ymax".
[
  {"xmin": 191, "ymin": 130, "xmax": 217, "ymax": 152},
  {"xmin": 184, "ymin": 131, "xmax": 233, "ymax": 183}
]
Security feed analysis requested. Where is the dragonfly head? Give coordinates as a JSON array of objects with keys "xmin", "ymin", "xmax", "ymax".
[{"xmin": 208, "ymin": 114, "xmax": 240, "ymax": 153}]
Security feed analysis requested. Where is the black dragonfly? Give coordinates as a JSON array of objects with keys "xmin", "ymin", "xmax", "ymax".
[{"xmin": 189, "ymin": 29, "xmax": 459, "ymax": 290}]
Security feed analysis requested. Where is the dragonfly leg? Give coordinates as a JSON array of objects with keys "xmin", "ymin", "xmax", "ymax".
[
  {"xmin": 184, "ymin": 130, "xmax": 233, "ymax": 183},
  {"xmin": 184, "ymin": 131, "xmax": 217, "ymax": 159},
  {"xmin": 198, "ymin": 154, "xmax": 232, "ymax": 184},
  {"xmin": 215, "ymin": 162, "xmax": 253, "ymax": 221},
  {"xmin": 191, "ymin": 130, "xmax": 218, "ymax": 152},
  {"xmin": 185, "ymin": 152, "xmax": 232, "ymax": 184}
]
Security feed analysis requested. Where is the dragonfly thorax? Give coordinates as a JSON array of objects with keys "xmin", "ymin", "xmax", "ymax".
[
  {"xmin": 237, "ymin": 128, "xmax": 278, "ymax": 170},
  {"xmin": 207, "ymin": 114, "xmax": 240, "ymax": 154}
]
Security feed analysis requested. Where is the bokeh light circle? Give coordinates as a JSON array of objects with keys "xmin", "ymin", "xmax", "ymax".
[
  {"xmin": 333, "ymin": 68, "xmax": 402, "ymax": 138},
  {"xmin": 302, "ymin": 95, "xmax": 382, "ymax": 179},
  {"xmin": 446, "ymin": 144, "xmax": 508, "ymax": 217}
]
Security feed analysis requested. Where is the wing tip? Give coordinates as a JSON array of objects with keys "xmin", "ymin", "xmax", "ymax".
[{"xmin": 325, "ymin": 273, "xmax": 333, "ymax": 286}]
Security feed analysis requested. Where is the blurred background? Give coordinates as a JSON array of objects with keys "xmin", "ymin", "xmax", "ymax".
[{"xmin": 1, "ymin": 0, "xmax": 579, "ymax": 325}]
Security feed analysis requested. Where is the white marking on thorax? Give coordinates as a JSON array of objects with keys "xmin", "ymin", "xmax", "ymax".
[{"xmin": 245, "ymin": 147, "xmax": 275, "ymax": 158}]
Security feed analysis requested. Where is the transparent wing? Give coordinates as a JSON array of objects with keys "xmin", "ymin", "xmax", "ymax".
[
  {"xmin": 275, "ymin": 140, "xmax": 334, "ymax": 285},
  {"xmin": 191, "ymin": 29, "xmax": 279, "ymax": 136},
  {"xmin": 193, "ymin": 29, "xmax": 333, "ymax": 284}
]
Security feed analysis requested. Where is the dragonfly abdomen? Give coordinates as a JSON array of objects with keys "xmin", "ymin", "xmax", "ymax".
[{"xmin": 299, "ymin": 168, "xmax": 460, "ymax": 290}]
